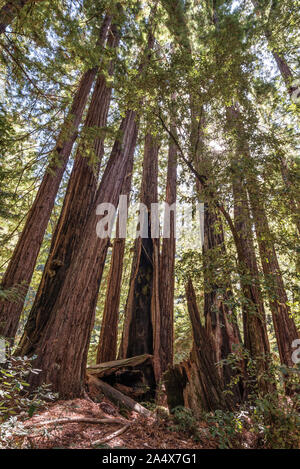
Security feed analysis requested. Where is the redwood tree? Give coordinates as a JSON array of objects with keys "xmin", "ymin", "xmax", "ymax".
[
  {"xmin": 26, "ymin": 108, "xmax": 139, "ymax": 397},
  {"xmin": 158, "ymin": 130, "xmax": 177, "ymax": 375},
  {"xmin": 119, "ymin": 133, "xmax": 160, "ymax": 367},
  {"xmin": 17, "ymin": 20, "xmax": 119, "ymax": 356},
  {"xmin": 0, "ymin": 14, "xmax": 112, "ymax": 342},
  {"xmin": 96, "ymin": 127, "xmax": 135, "ymax": 364}
]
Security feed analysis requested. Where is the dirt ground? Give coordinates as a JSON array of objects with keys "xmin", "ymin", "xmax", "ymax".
[{"xmin": 15, "ymin": 396, "xmax": 217, "ymax": 450}]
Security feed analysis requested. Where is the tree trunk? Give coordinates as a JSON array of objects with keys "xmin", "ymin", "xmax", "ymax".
[
  {"xmin": 251, "ymin": 0, "xmax": 298, "ymax": 97},
  {"xmin": 247, "ymin": 173, "xmax": 299, "ymax": 367},
  {"xmin": 119, "ymin": 133, "xmax": 159, "ymax": 383},
  {"xmin": 164, "ymin": 278, "xmax": 234, "ymax": 414},
  {"xmin": 0, "ymin": 15, "xmax": 112, "ymax": 342},
  {"xmin": 96, "ymin": 126, "xmax": 135, "ymax": 364},
  {"xmin": 25, "ymin": 108, "xmax": 139, "ymax": 398},
  {"xmin": 190, "ymin": 103, "xmax": 243, "ymax": 400},
  {"xmin": 279, "ymin": 156, "xmax": 300, "ymax": 237},
  {"xmin": 232, "ymin": 173, "xmax": 273, "ymax": 393},
  {"xmin": 16, "ymin": 22, "xmax": 118, "ymax": 356},
  {"xmin": 158, "ymin": 132, "xmax": 177, "ymax": 376},
  {"xmin": 202, "ymin": 204, "xmax": 244, "ymax": 401}
]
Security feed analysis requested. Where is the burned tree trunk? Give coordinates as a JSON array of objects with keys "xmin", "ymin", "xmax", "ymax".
[
  {"xmin": 158, "ymin": 133, "xmax": 177, "ymax": 376},
  {"xmin": 119, "ymin": 133, "xmax": 159, "ymax": 387},
  {"xmin": 0, "ymin": 16, "xmax": 113, "ymax": 342},
  {"xmin": 16, "ymin": 23, "xmax": 119, "ymax": 356},
  {"xmin": 24, "ymin": 19, "xmax": 156, "ymax": 398},
  {"xmin": 164, "ymin": 278, "xmax": 234, "ymax": 414}
]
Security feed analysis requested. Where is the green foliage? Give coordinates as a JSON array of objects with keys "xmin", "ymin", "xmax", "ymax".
[
  {"xmin": 252, "ymin": 389, "xmax": 300, "ymax": 449},
  {"xmin": 169, "ymin": 406, "xmax": 199, "ymax": 439},
  {"xmin": 0, "ymin": 351, "xmax": 57, "ymax": 421},
  {"xmin": 205, "ymin": 410, "xmax": 243, "ymax": 449}
]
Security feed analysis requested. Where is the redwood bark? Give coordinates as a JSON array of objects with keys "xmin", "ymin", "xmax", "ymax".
[
  {"xmin": 96, "ymin": 130, "xmax": 135, "ymax": 364},
  {"xmin": 232, "ymin": 173, "xmax": 272, "ymax": 392},
  {"xmin": 0, "ymin": 15, "xmax": 113, "ymax": 341},
  {"xmin": 247, "ymin": 173, "xmax": 299, "ymax": 367},
  {"xmin": 158, "ymin": 132, "xmax": 177, "ymax": 375},
  {"xmin": 26, "ymin": 109, "xmax": 139, "ymax": 398},
  {"xmin": 16, "ymin": 22, "xmax": 118, "ymax": 356},
  {"xmin": 202, "ymin": 205, "xmax": 244, "ymax": 400},
  {"xmin": 225, "ymin": 106, "xmax": 272, "ymax": 394}
]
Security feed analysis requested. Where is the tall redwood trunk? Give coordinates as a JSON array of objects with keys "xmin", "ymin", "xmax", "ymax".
[
  {"xmin": 0, "ymin": 16, "xmax": 112, "ymax": 342},
  {"xmin": 96, "ymin": 129, "xmax": 136, "ymax": 364},
  {"xmin": 16, "ymin": 22, "xmax": 118, "ymax": 356},
  {"xmin": 227, "ymin": 103, "xmax": 299, "ymax": 368},
  {"xmin": 202, "ymin": 204, "xmax": 244, "ymax": 398},
  {"xmin": 224, "ymin": 105, "xmax": 272, "ymax": 394},
  {"xmin": 158, "ymin": 132, "xmax": 177, "ymax": 376},
  {"xmin": 232, "ymin": 171, "xmax": 273, "ymax": 392},
  {"xmin": 190, "ymin": 103, "xmax": 243, "ymax": 396},
  {"xmin": 247, "ymin": 173, "xmax": 299, "ymax": 367},
  {"xmin": 119, "ymin": 133, "xmax": 159, "ymax": 368},
  {"xmin": 26, "ymin": 109, "xmax": 139, "ymax": 398}
]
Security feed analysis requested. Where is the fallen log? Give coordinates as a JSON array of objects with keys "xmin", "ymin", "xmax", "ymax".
[
  {"xmin": 87, "ymin": 354, "xmax": 154, "ymax": 401},
  {"xmin": 87, "ymin": 374, "xmax": 152, "ymax": 417},
  {"xmin": 87, "ymin": 354, "xmax": 153, "ymax": 379}
]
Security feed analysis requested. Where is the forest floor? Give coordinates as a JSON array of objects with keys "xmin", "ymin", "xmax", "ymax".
[{"xmin": 16, "ymin": 396, "xmax": 218, "ymax": 450}]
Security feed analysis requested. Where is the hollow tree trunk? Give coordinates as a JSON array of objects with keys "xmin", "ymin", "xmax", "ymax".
[
  {"xmin": 119, "ymin": 134, "xmax": 159, "ymax": 381},
  {"xmin": 0, "ymin": 16, "xmax": 112, "ymax": 342},
  {"xmin": 26, "ymin": 109, "xmax": 139, "ymax": 398},
  {"xmin": 164, "ymin": 278, "xmax": 235, "ymax": 414},
  {"xmin": 96, "ymin": 129, "xmax": 135, "ymax": 364},
  {"xmin": 16, "ymin": 22, "xmax": 118, "ymax": 357},
  {"xmin": 247, "ymin": 173, "xmax": 299, "ymax": 367},
  {"xmin": 158, "ymin": 130, "xmax": 177, "ymax": 376}
]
